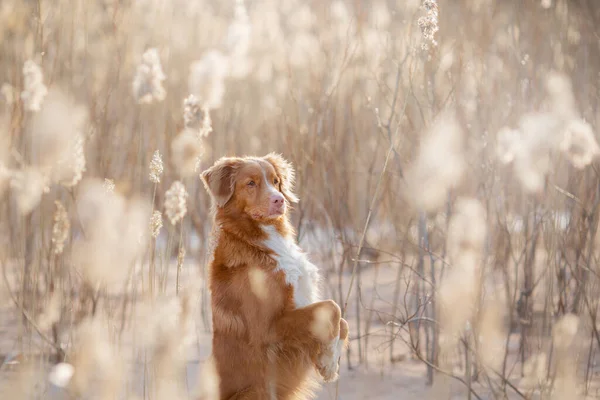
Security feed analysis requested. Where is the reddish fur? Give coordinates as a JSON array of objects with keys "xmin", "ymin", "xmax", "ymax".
[{"xmin": 200, "ymin": 154, "xmax": 348, "ymax": 400}]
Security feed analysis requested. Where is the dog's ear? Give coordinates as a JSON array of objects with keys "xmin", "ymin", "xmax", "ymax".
[
  {"xmin": 201, "ymin": 157, "xmax": 241, "ymax": 207},
  {"xmin": 263, "ymin": 153, "xmax": 299, "ymax": 203}
]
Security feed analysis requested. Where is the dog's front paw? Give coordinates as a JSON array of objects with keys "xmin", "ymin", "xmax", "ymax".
[
  {"xmin": 310, "ymin": 300, "xmax": 341, "ymax": 342},
  {"xmin": 310, "ymin": 301, "xmax": 348, "ymax": 382},
  {"xmin": 317, "ymin": 334, "xmax": 344, "ymax": 382},
  {"xmin": 317, "ymin": 318, "xmax": 348, "ymax": 382}
]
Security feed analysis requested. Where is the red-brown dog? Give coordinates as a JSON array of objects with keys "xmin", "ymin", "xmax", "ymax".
[{"xmin": 198, "ymin": 153, "xmax": 348, "ymax": 400}]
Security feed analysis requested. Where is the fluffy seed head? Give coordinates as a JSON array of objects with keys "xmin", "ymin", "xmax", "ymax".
[
  {"xmin": 48, "ymin": 363, "xmax": 74, "ymax": 388},
  {"xmin": 72, "ymin": 179, "xmax": 150, "ymax": 287},
  {"xmin": 103, "ymin": 178, "xmax": 115, "ymax": 194},
  {"xmin": 559, "ymin": 119, "xmax": 600, "ymax": 169},
  {"xmin": 172, "ymin": 128, "xmax": 204, "ymax": 177},
  {"xmin": 184, "ymin": 95, "xmax": 213, "ymax": 139},
  {"xmin": 164, "ymin": 181, "xmax": 188, "ymax": 225},
  {"xmin": 150, "ymin": 210, "xmax": 163, "ymax": 238},
  {"xmin": 405, "ymin": 111, "xmax": 465, "ymax": 212},
  {"xmin": 546, "ymin": 71, "xmax": 576, "ymax": 121},
  {"xmin": 496, "ymin": 127, "xmax": 521, "ymax": 164},
  {"xmin": 447, "ymin": 198, "xmax": 487, "ymax": 261},
  {"xmin": 149, "ymin": 295, "xmax": 193, "ymax": 399},
  {"xmin": 438, "ymin": 199, "xmax": 487, "ymax": 357},
  {"xmin": 149, "ymin": 150, "xmax": 164, "ymax": 183},
  {"xmin": 133, "ymin": 293, "xmax": 197, "ymax": 355},
  {"xmin": 132, "ymin": 48, "xmax": 166, "ymax": 104},
  {"xmin": 21, "ymin": 60, "xmax": 47, "ymax": 111},
  {"xmin": 29, "ymin": 89, "xmax": 88, "ymax": 187},
  {"xmin": 198, "ymin": 107, "xmax": 213, "ymax": 139},
  {"xmin": 438, "ymin": 251, "xmax": 479, "ymax": 343},
  {"xmin": 69, "ymin": 318, "xmax": 123, "ymax": 397},
  {"xmin": 10, "ymin": 168, "xmax": 48, "ymax": 215},
  {"xmin": 189, "ymin": 50, "xmax": 229, "ymax": 110},
  {"xmin": 184, "ymin": 94, "xmax": 202, "ymax": 129},
  {"xmin": 51, "ymin": 201, "xmax": 70, "ymax": 255},
  {"xmin": 60, "ymin": 134, "xmax": 86, "ymax": 188},
  {"xmin": 177, "ymin": 246, "xmax": 186, "ymax": 270},
  {"xmin": 224, "ymin": 0, "xmax": 251, "ymax": 78},
  {"xmin": 418, "ymin": 0, "xmax": 439, "ymax": 50},
  {"xmin": 512, "ymin": 112, "xmax": 562, "ymax": 193}
]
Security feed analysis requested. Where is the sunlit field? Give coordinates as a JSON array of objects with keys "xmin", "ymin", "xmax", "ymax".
[{"xmin": 2, "ymin": 0, "xmax": 600, "ymax": 399}]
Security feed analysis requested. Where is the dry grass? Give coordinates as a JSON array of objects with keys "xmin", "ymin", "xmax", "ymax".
[{"xmin": 2, "ymin": 0, "xmax": 600, "ymax": 399}]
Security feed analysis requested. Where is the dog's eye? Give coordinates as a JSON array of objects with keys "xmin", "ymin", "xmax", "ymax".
[
  {"xmin": 247, "ymin": 180, "xmax": 256, "ymax": 187},
  {"xmin": 273, "ymin": 178, "xmax": 279, "ymax": 185}
]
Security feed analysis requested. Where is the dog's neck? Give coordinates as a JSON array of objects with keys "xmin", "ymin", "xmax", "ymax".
[{"xmin": 213, "ymin": 206, "xmax": 295, "ymax": 246}]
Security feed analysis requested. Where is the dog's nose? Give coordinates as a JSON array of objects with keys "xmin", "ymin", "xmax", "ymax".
[{"xmin": 270, "ymin": 193, "xmax": 284, "ymax": 206}]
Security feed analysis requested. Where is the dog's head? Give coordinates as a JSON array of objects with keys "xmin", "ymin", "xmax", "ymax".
[{"xmin": 201, "ymin": 153, "xmax": 298, "ymax": 221}]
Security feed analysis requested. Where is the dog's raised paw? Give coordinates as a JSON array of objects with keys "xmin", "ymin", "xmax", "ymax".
[{"xmin": 317, "ymin": 334, "xmax": 344, "ymax": 382}]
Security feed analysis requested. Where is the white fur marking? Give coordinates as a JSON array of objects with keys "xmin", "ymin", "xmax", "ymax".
[
  {"xmin": 262, "ymin": 225, "xmax": 320, "ymax": 308},
  {"xmin": 317, "ymin": 334, "xmax": 343, "ymax": 382},
  {"xmin": 333, "ymin": 336, "xmax": 344, "ymax": 366}
]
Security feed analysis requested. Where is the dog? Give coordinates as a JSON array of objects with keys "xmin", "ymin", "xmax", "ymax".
[{"xmin": 198, "ymin": 153, "xmax": 349, "ymax": 400}]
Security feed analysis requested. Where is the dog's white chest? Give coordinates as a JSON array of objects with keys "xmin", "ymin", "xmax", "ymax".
[{"xmin": 262, "ymin": 226, "xmax": 319, "ymax": 308}]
